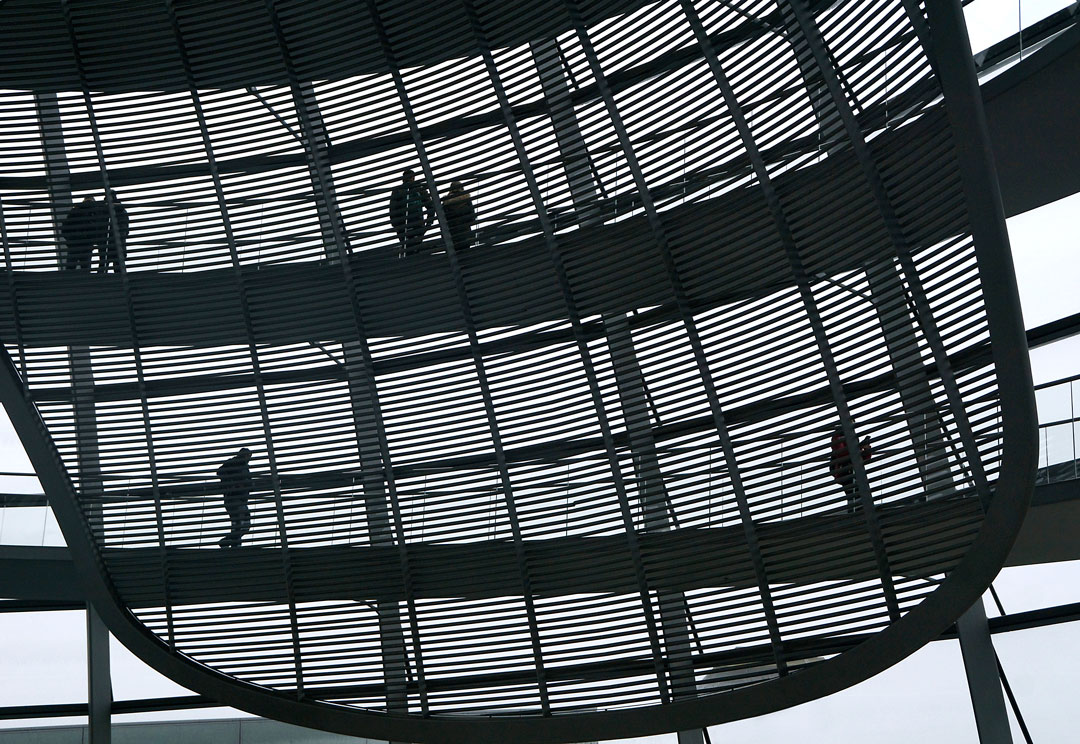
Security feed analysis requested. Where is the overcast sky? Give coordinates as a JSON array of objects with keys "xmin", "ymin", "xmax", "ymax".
[{"xmin": 1, "ymin": 1, "xmax": 1078, "ymax": 741}]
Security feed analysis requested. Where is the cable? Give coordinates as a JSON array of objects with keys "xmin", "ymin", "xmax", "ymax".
[
  {"xmin": 988, "ymin": 584, "xmax": 1035, "ymax": 743},
  {"xmin": 996, "ymin": 655, "xmax": 1035, "ymax": 744}
]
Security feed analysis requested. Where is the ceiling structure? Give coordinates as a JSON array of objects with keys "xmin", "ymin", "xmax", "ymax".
[{"xmin": 0, "ymin": 1, "xmax": 1038, "ymax": 742}]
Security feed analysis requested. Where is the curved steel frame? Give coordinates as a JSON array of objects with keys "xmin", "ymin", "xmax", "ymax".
[{"xmin": 0, "ymin": 0, "xmax": 1036, "ymax": 741}]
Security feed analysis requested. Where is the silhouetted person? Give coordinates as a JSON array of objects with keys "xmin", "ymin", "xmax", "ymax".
[
  {"xmin": 388, "ymin": 168, "xmax": 433, "ymax": 258},
  {"xmin": 441, "ymin": 180, "xmax": 476, "ymax": 252},
  {"xmin": 98, "ymin": 190, "xmax": 129, "ymax": 273},
  {"xmin": 218, "ymin": 447, "xmax": 253, "ymax": 548},
  {"xmin": 830, "ymin": 425, "xmax": 873, "ymax": 514},
  {"xmin": 61, "ymin": 196, "xmax": 107, "ymax": 271}
]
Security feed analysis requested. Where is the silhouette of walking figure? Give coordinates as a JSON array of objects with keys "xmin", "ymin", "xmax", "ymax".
[
  {"xmin": 218, "ymin": 447, "xmax": 253, "ymax": 548},
  {"xmin": 388, "ymin": 168, "xmax": 433, "ymax": 258},
  {"xmin": 61, "ymin": 196, "xmax": 107, "ymax": 271},
  {"xmin": 830, "ymin": 425, "xmax": 873, "ymax": 513},
  {"xmin": 98, "ymin": 190, "xmax": 129, "ymax": 273},
  {"xmin": 442, "ymin": 180, "xmax": 476, "ymax": 252}
]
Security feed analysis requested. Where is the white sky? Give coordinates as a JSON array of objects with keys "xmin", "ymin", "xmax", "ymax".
[{"xmin": 1, "ymin": 1, "xmax": 1079, "ymax": 741}]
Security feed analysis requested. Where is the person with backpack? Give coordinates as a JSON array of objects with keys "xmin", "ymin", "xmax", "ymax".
[
  {"xmin": 441, "ymin": 180, "xmax": 476, "ymax": 252},
  {"xmin": 388, "ymin": 168, "xmax": 434, "ymax": 258},
  {"xmin": 61, "ymin": 196, "xmax": 108, "ymax": 271},
  {"xmin": 217, "ymin": 447, "xmax": 254, "ymax": 548}
]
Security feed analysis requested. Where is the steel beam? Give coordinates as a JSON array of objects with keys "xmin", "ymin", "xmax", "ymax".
[{"xmin": 283, "ymin": 46, "xmax": 412, "ymax": 721}]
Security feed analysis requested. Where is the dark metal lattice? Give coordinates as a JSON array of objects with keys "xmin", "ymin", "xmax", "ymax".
[{"xmin": 0, "ymin": 0, "xmax": 1035, "ymax": 741}]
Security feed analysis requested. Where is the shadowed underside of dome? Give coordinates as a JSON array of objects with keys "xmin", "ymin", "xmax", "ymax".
[{"xmin": 0, "ymin": 0, "xmax": 1036, "ymax": 742}]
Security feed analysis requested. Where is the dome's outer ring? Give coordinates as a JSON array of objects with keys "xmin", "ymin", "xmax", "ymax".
[{"xmin": 0, "ymin": 1, "xmax": 1037, "ymax": 742}]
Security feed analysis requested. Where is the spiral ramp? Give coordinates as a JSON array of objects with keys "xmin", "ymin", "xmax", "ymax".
[{"xmin": 0, "ymin": 1, "xmax": 1037, "ymax": 741}]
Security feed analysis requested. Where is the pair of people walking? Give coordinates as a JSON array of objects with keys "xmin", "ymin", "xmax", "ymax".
[
  {"xmin": 388, "ymin": 169, "xmax": 475, "ymax": 257},
  {"xmin": 61, "ymin": 191, "xmax": 128, "ymax": 272}
]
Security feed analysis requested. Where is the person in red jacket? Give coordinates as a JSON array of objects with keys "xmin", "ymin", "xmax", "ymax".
[{"xmin": 830, "ymin": 425, "xmax": 873, "ymax": 513}]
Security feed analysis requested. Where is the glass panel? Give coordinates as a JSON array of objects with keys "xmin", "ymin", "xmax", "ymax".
[
  {"xmin": 1020, "ymin": 0, "xmax": 1078, "ymax": 30},
  {"xmin": 993, "ymin": 621, "xmax": 1080, "ymax": 744},
  {"xmin": 0, "ymin": 610, "xmax": 86, "ymax": 709},
  {"xmin": 965, "ymin": 0, "xmax": 1076, "ymax": 55},
  {"xmin": 1009, "ymin": 192, "xmax": 1080, "ymax": 331},
  {"xmin": 988, "ymin": 559, "xmax": 1080, "ymax": 614},
  {"xmin": 1035, "ymin": 382, "xmax": 1071, "ymax": 424},
  {"xmin": 965, "ymin": 0, "xmax": 1022, "ymax": 53},
  {"xmin": 1042, "ymin": 422, "xmax": 1073, "ymax": 465}
]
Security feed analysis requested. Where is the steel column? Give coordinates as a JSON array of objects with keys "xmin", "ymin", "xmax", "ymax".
[
  {"xmin": 296, "ymin": 81, "xmax": 350, "ymax": 261},
  {"xmin": 782, "ymin": 0, "xmax": 994, "ymax": 509},
  {"xmin": 265, "ymin": 17, "xmax": 413, "ymax": 717},
  {"xmin": 532, "ymin": 29, "xmax": 700, "ymax": 702},
  {"xmin": 33, "ymin": 91, "xmax": 104, "ymax": 542},
  {"xmin": 678, "ymin": 729, "xmax": 705, "ymax": 744},
  {"xmin": 563, "ymin": 0, "xmax": 799, "ymax": 677},
  {"xmin": 460, "ymin": 0, "xmax": 691, "ymax": 705},
  {"xmin": 59, "ymin": 0, "xmax": 178, "ymax": 649},
  {"xmin": 529, "ymin": 39, "xmax": 602, "ymax": 226},
  {"xmin": 34, "ymin": 93, "xmax": 70, "ymax": 271},
  {"xmin": 605, "ymin": 313, "xmax": 698, "ymax": 700},
  {"xmin": 778, "ymin": 0, "xmax": 959, "ymax": 500},
  {"xmin": 366, "ymin": 0, "xmax": 563, "ymax": 711},
  {"xmin": 679, "ymin": 0, "xmax": 900, "ymax": 622},
  {"xmin": 956, "ymin": 598, "xmax": 1013, "ymax": 744},
  {"xmin": 86, "ymin": 603, "xmax": 112, "ymax": 744}
]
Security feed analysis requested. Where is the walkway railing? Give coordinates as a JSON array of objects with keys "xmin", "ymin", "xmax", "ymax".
[
  {"xmin": 1035, "ymin": 372, "xmax": 1080, "ymax": 485},
  {"xmin": 5, "ymin": 369, "xmax": 1080, "ymax": 548}
]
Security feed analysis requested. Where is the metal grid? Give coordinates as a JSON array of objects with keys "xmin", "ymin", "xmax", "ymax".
[{"xmin": 0, "ymin": 0, "xmax": 1035, "ymax": 741}]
